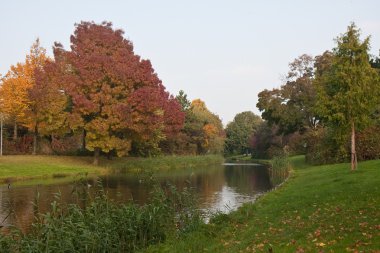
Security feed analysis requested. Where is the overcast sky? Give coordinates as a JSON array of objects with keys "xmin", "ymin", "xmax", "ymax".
[{"xmin": 1, "ymin": 0, "xmax": 379, "ymax": 125}]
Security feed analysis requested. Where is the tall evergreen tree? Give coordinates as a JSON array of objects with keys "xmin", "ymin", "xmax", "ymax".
[{"xmin": 315, "ymin": 23, "xmax": 380, "ymax": 170}]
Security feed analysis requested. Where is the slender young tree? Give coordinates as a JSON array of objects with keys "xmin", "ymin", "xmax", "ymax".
[
  {"xmin": 315, "ymin": 23, "xmax": 380, "ymax": 170},
  {"xmin": 24, "ymin": 39, "xmax": 50, "ymax": 154}
]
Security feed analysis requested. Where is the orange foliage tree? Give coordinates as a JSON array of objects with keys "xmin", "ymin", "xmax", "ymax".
[
  {"xmin": 0, "ymin": 39, "xmax": 48, "ymax": 148},
  {"xmin": 189, "ymin": 99, "xmax": 225, "ymax": 154},
  {"xmin": 1, "ymin": 63, "xmax": 31, "ymax": 140}
]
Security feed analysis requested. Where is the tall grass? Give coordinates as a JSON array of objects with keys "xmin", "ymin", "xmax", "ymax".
[
  {"xmin": 0, "ymin": 178, "xmax": 202, "ymax": 252},
  {"xmin": 268, "ymin": 154, "xmax": 291, "ymax": 187}
]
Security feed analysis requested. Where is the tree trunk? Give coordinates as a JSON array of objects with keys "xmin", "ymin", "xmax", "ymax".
[
  {"xmin": 93, "ymin": 147, "xmax": 100, "ymax": 166},
  {"xmin": 351, "ymin": 121, "xmax": 357, "ymax": 171},
  {"xmin": 32, "ymin": 124, "xmax": 38, "ymax": 155},
  {"xmin": 82, "ymin": 129, "xmax": 86, "ymax": 151},
  {"xmin": 13, "ymin": 121, "xmax": 18, "ymax": 140}
]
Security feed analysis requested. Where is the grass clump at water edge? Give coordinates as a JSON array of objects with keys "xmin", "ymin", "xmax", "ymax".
[{"xmin": 268, "ymin": 154, "xmax": 291, "ymax": 187}]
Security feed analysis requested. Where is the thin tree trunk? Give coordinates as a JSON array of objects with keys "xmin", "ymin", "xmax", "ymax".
[
  {"xmin": 32, "ymin": 124, "xmax": 38, "ymax": 155},
  {"xmin": 82, "ymin": 129, "xmax": 86, "ymax": 151},
  {"xmin": 13, "ymin": 121, "xmax": 18, "ymax": 140},
  {"xmin": 93, "ymin": 147, "xmax": 100, "ymax": 166},
  {"xmin": 351, "ymin": 121, "xmax": 357, "ymax": 171}
]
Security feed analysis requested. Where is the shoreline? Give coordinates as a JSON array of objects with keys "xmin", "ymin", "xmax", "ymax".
[
  {"xmin": 144, "ymin": 156, "xmax": 380, "ymax": 252},
  {"xmin": 0, "ymin": 154, "xmax": 224, "ymax": 185}
]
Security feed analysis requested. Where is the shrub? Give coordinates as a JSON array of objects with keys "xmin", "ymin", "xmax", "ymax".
[
  {"xmin": 51, "ymin": 135, "xmax": 82, "ymax": 155},
  {"xmin": 305, "ymin": 127, "xmax": 349, "ymax": 165},
  {"xmin": 3, "ymin": 135, "xmax": 33, "ymax": 154},
  {"xmin": 356, "ymin": 125, "xmax": 380, "ymax": 161}
]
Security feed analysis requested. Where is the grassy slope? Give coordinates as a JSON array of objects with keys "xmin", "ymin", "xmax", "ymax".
[
  {"xmin": 144, "ymin": 156, "xmax": 380, "ymax": 252},
  {"xmin": 0, "ymin": 155, "xmax": 224, "ymax": 183}
]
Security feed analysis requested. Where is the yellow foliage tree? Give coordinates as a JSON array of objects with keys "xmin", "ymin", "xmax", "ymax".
[
  {"xmin": 190, "ymin": 99, "xmax": 225, "ymax": 154},
  {"xmin": 0, "ymin": 39, "xmax": 49, "ymax": 153},
  {"xmin": 0, "ymin": 63, "xmax": 32, "ymax": 139}
]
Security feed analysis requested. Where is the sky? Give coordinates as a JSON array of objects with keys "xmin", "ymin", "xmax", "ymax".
[{"xmin": 1, "ymin": 0, "xmax": 380, "ymax": 125}]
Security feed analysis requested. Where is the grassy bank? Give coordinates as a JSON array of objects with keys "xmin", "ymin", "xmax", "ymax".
[
  {"xmin": 225, "ymin": 154, "xmax": 271, "ymax": 166},
  {"xmin": 104, "ymin": 154, "xmax": 224, "ymax": 172},
  {"xmin": 144, "ymin": 156, "xmax": 380, "ymax": 252},
  {"xmin": 0, "ymin": 155, "xmax": 103, "ymax": 183},
  {"xmin": 0, "ymin": 155, "xmax": 224, "ymax": 183}
]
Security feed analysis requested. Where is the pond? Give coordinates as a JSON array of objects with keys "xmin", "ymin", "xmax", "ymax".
[{"xmin": 0, "ymin": 163, "xmax": 272, "ymax": 232}]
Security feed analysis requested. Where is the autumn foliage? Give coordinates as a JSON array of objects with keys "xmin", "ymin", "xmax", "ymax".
[{"xmin": 0, "ymin": 21, "xmax": 203, "ymax": 163}]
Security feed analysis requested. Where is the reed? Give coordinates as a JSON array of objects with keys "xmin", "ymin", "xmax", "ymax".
[
  {"xmin": 0, "ymin": 179, "xmax": 202, "ymax": 252},
  {"xmin": 268, "ymin": 154, "xmax": 291, "ymax": 187}
]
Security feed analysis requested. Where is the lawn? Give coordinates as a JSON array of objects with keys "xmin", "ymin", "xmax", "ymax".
[
  {"xmin": 0, "ymin": 154, "xmax": 224, "ymax": 183},
  {"xmin": 0, "ymin": 155, "xmax": 103, "ymax": 182},
  {"xmin": 144, "ymin": 156, "xmax": 380, "ymax": 252}
]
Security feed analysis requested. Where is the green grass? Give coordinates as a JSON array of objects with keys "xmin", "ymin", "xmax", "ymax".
[
  {"xmin": 143, "ymin": 156, "xmax": 380, "ymax": 252},
  {"xmin": 0, "ymin": 154, "xmax": 224, "ymax": 184},
  {"xmin": 225, "ymin": 154, "xmax": 271, "ymax": 166},
  {"xmin": 103, "ymin": 154, "xmax": 224, "ymax": 172},
  {"xmin": 0, "ymin": 155, "xmax": 103, "ymax": 183}
]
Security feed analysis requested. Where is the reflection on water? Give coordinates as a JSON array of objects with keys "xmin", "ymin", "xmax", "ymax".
[{"xmin": 0, "ymin": 163, "xmax": 271, "ymax": 232}]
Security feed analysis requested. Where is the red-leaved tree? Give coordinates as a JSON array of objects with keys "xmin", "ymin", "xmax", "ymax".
[{"xmin": 53, "ymin": 21, "xmax": 183, "ymax": 164}]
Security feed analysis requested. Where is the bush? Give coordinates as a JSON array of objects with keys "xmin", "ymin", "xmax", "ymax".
[
  {"xmin": 305, "ymin": 124, "xmax": 380, "ymax": 165},
  {"xmin": 356, "ymin": 125, "xmax": 380, "ymax": 161},
  {"xmin": 283, "ymin": 131, "xmax": 306, "ymax": 155},
  {"xmin": 3, "ymin": 135, "xmax": 33, "ymax": 154},
  {"xmin": 51, "ymin": 135, "xmax": 83, "ymax": 155},
  {"xmin": 305, "ymin": 127, "xmax": 349, "ymax": 165}
]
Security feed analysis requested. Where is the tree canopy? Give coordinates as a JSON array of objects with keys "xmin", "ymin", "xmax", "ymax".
[
  {"xmin": 224, "ymin": 111, "xmax": 262, "ymax": 155},
  {"xmin": 257, "ymin": 54, "xmax": 319, "ymax": 135},
  {"xmin": 50, "ymin": 21, "xmax": 185, "ymax": 163}
]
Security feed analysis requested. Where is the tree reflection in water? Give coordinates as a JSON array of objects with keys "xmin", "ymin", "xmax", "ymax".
[{"xmin": 0, "ymin": 163, "xmax": 273, "ymax": 232}]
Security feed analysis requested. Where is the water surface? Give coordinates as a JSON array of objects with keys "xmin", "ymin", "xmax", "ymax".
[{"xmin": 0, "ymin": 163, "xmax": 271, "ymax": 231}]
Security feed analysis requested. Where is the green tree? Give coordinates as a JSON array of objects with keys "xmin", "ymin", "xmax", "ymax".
[
  {"xmin": 257, "ymin": 54, "xmax": 319, "ymax": 135},
  {"xmin": 175, "ymin": 90, "xmax": 191, "ymax": 112},
  {"xmin": 370, "ymin": 54, "xmax": 380, "ymax": 69},
  {"xmin": 315, "ymin": 23, "xmax": 380, "ymax": 170},
  {"xmin": 224, "ymin": 111, "xmax": 262, "ymax": 155}
]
